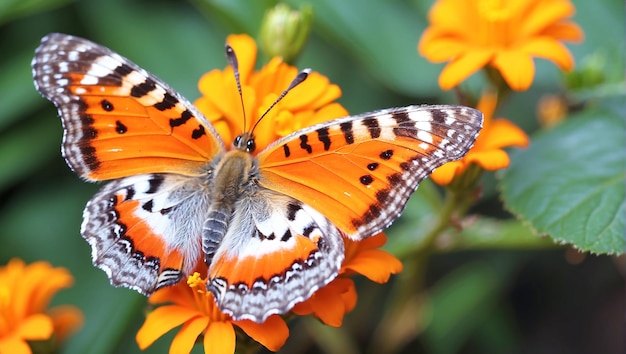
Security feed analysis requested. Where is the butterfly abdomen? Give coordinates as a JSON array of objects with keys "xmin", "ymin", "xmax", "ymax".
[{"xmin": 202, "ymin": 151, "xmax": 255, "ymax": 264}]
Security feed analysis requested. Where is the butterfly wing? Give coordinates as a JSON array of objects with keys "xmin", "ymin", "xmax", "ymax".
[
  {"xmin": 206, "ymin": 188, "xmax": 344, "ymax": 322},
  {"xmin": 32, "ymin": 33, "xmax": 224, "ymax": 181},
  {"xmin": 257, "ymin": 105, "xmax": 483, "ymax": 239},
  {"xmin": 83, "ymin": 173, "xmax": 209, "ymax": 295}
]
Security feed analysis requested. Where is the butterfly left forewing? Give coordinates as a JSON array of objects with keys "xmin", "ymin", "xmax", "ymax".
[
  {"xmin": 257, "ymin": 105, "xmax": 483, "ymax": 239},
  {"xmin": 32, "ymin": 33, "xmax": 224, "ymax": 181}
]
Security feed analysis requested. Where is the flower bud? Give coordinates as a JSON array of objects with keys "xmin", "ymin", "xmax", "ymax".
[{"xmin": 259, "ymin": 3, "xmax": 313, "ymax": 63}]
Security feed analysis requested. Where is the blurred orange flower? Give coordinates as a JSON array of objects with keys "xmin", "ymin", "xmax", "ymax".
[
  {"xmin": 0, "ymin": 258, "xmax": 83, "ymax": 354},
  {"xmin": 194, "ymin": 33, "xmax": 348, "ymax": 150},
  {"xmin": 431, "ymin": 90, "xmax": 529, "ymax": 185},
  {"xmin": 136, "ymin": 271, "xmax": 289, "ymax": 354},
  {"xmin": 418, "ymin": 0, "xmax": 584, "ymax": 90},
  {"xmin": 292, "ymin": 233, "xmax": 403, "ymax": 327}
]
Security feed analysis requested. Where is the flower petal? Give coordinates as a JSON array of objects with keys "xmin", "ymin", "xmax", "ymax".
[
  {"xmin": 465, "ymin": 149, "xmax": 511, "ymax": 171},
  {"xmin": 292, "ymin": 278, "xmax": 353, "ymax": 327},
  {"xmin": 519, "ymin": 0, "xmax": 575, "ymax": 37},
  {"xmin": 481, "ymin": 119, "xmax": 530, "ymax": 150},
  {"xmin": 169, "ymin": 316, "xmax": 209, "ymax": 354},
  {"xmin": 492, "ymin": 51, "xmax": 535, "ymax": 91},
  {"xmin": 16, "ymin": 314, "xmax": 53, "ymax": 340},
  {"xmin": 0, "ymin": 336, "xmax": 32, "ymax": 354},
  {"xmin": 439, "ymin": 49, "xmax": 494, "ymax": 90},
  {"xmin": 340, "ymin": 279, "xmax": 358, "ymax": 313},
  {"xmin": 136, "ymin": 305, "xmax": 200, "ymax": 349},
  {"xmin": 431, "ymin": 160, "xmax": 464, "ymax": 185},
  {"xmin": 235, "ymin": 315, "xmax": 289, "ymax": 352},
  {"xmin": 203, "ymin": 321, "xmax": 235, "ymax": 354},
  {"xmin": 543, "ymin": 21, "xmax": 584, "ymax": 42},
  {"xmin": 518, "ymin": 38, "xmax": 575, "ymax": 71},
  {"xmin": 418, "ymin": 30, "xmax": 473, "ymax": 62},
  {"xmin": 343, "ymin": 249, "xmax": 403, "ymax": 283},
  {"xmin": 47, "ymin": 305, "xmax": 84, "ymax": 341}
]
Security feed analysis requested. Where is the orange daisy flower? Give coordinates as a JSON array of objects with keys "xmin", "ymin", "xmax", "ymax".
[
  {"xmin": 136, "ymin": 270, "xmax": 289, "ymax": 354},
  {"xmin": 292, "ymin": 233, "xmax": 403, "ymax": 327},
  {"xmin": 194, "ymin": 33, "xmax": 348, "ymax": 151},
  {"xmin": 0, "ymin": 258, "xmax": 83, "ymax": 354},
  {"xmin": 418, "ymin": 0, "xmax": 584, "ymax": 91},
  {"xmin": 431, "ymin": 90, "xmax": 529, "ymax": 185}
]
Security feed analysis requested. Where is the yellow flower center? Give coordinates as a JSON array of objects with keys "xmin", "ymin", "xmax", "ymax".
[
  {"xmin": 477, "ymin": 0, "xmax": 515, "ymax": 47},
  {"xmin": 187, "ymin": 273, "xmax": 230, "ymax": 321}
]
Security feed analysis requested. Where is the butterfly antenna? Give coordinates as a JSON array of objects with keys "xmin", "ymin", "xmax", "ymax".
[
  {"xmin": 225, "ymin": 44, "xmax": 247, "ymax": 133},
  {"xmin": 251, "ymin": 68, "xmax": 310, "ymax": 134}
]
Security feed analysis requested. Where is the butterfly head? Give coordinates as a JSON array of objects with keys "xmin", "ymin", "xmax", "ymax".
[{"xmin": 233, "ymin": 132, "xmax": 256, "ymax": 153}]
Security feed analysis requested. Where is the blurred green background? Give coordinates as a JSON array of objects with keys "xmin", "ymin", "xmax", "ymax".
[{"xmin": 0, "ymin": 0, "xmax": 624, "ymax": 353}]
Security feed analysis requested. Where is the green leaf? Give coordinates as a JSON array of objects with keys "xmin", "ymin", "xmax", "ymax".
[
  {"xmin": 0, "ymin": 0, "xmax": 73, "ymax": 25},
  {"xmin": 0, "ymin": 114, "xmax": 60, "ymax": 192},
  {"xmin": 500, "ymin": 99, "xmax": 626, "ymax": 255},
  {"xmin": 422, "ymin": 259, "xmax": 518, "ymax": 354},
  {"xmin": 0, "ymin": 50, "xmax": 47, "ymax": 131},
  {"xmin": 452, "ymin": 218, "xmax": 557, "ymax": 251}
]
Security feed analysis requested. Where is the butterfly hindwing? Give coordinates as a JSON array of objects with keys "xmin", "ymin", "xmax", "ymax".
[
  {"xmin": 257, "ymin": 105, "xmax": 483, "ymax": 239},
  {"xmin": 206, "ymin": 188, "xmax": 344, "ymax": 322},
  {"xmin": 82, "ymin": 173, "xmax": 209, "ymax": 295},
  {"xmin": 32, "ymin": 33, "xmax": 224, "ymax": 181}
]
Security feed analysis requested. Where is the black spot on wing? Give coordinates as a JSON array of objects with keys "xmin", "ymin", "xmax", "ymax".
[
  {"xmin": 380, "ymin": 149, "xmax": 393, "ymax": 160},
  {"xmin": 340, "ymin": 121, "xmax": 354, "ymax": 144},
  {"xmin": 115, "ymin": 120, "xmax": 127, "ymax": 134},
  {"xmin": 130, "ymin": 78, "xmax": 157, "ymax": 98},
  {"xmin": 147, "ymin": 175, "xmax": 164, "ymax": 194},
  {"xmin": 283, "ymin": 144, "xmax": 291, "ymax": 158},
  {"xmin": 431, "ymin": 109, "xmax": 448, "ymax": 124},
  {"xmin": 192, "ymin": 125, "xmax": 206, "ymax": 139},
  {"xmin": 153, "ymin": 92, "xmax": 178, "ymax": 111},
  {"xmin": 392, "ymin": 111, "xmax": 411, "ymax": 124},
  {"xmin": 101, "ymin": 99, "xmax": 114, "ymax": 111},
  {"xmin": 316, "ymin": 127, "xmax": 332, "ymax": 151},
  {"xmin": 362, "ymin": 118, "xmax": 381, "ymax": 139},
  {"xmin": 367, "ymin": 162, "xmax": 379, "ymax": 171},
  {"xmin": 360, "ymin": 175, "xmax": 374, "ymax": 185},
  {"xmin": 125, "ymin": 186, "xmax": 136, "ymax": 200},
  {"xmin": 169, "ymin": 110, "xmax": 193, "ymax": 127},
  {"xmin": 287, "ymin": 202, "xmax": 301, "ymax": 221},
  {"xmin": 299, "ymin": 135, "xmax": 312, "ymax": 154},
  {"xmin": 142, "ymin": 200, "xmax": 154, "ymax": 212},
  {"xmin": 114, "ymin": 63, "xmax": 133, "ymax": 77}
]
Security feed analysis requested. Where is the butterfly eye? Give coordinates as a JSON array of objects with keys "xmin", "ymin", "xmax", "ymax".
[
  {"xmin": 246, "ymin": 139, "xmax": 256, "ymax": 152},
  {"xmin": 233, "ymin": 135, "xmax": 242, "ymax": 147}
]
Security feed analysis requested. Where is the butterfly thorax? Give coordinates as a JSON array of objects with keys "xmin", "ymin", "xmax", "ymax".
[{"xmin": 202, "ymin": 148, "xmax": 256, "ymax": 265}]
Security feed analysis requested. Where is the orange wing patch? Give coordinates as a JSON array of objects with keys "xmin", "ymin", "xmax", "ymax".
[{"xmin": 208, "ymin": 233, "xmax": 318, "ymax": 289}]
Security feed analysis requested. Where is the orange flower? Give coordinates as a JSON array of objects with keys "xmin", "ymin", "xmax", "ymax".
[
  {"xmin": 418, "ymin": 0, "xmax": 584, "ymax": 90},
  {"xmin": 0, "ymin": 258, "xmax": 83, "ymax": 354},
  {"xmin": 194, "ymin": 33, "xmax": 348, "ymax": 150},
  {"xmin": 431, "ymin": 90, "xmax": 529, "ymax": 185},
  {"xmin": 136, "ymin": 271, "xmax": 289, "ymax": 354},
  {"xmin": 292, "ymin": 233, "xmax": 403, "ymax": 327}
]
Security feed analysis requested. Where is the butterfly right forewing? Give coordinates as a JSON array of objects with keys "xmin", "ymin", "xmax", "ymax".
[{"xmin": 257, "ymin": 105, "xmax": 483, "ymax": 240}]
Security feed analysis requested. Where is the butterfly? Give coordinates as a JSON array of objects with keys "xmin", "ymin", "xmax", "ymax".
[{"xmin": 32, "ymin": 33, "xmax": 483, "ymax": 322}]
